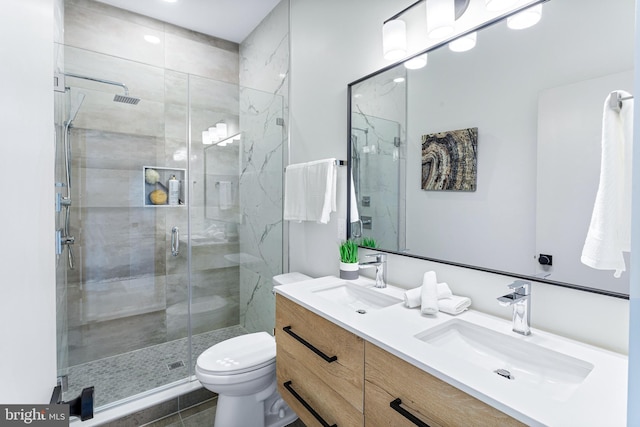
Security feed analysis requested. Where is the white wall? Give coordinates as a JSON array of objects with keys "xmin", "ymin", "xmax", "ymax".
[
  {"xmin": 289, "ymin": 0, "xmax": 630, "ymax": 353},
  {"xmin": 0, "ymin": 0, "xmax": 57, "ymax": 403}
]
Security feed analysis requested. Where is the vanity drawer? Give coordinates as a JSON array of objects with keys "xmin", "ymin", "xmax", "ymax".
[
  {"xmin": 278, "ymin": 345, "xmax": 364, "ymax": 427},
  {"xmin": 275, "ymin": 294, "xmax": 364, "ymax": 411},
  {"xmin": 364, "ymin": 342, "xmax": 525, "ymax": 427}
]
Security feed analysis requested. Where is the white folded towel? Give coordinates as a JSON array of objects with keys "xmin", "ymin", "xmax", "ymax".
[
  {"xmin": 420, "ymin": 271, "xmax": 439, "ymax": 315},
  {"xmin": 404, "ymin": 282, "xmax": 452, "ymax": 308},
  {"xmin": 438, "ymin": 295, "xmax": 472, "ymax": 315},
  {"xmin": 218, "ymin": 180, "xmax": 232, "ymax": 210},
  {"xmin": 283, "ymin": 163, "xmax": 307, "ymax": 222},
  {"xmin": 581, "ymin": 90, "xmax": 634, "ymax": 278},
  {"xmin": 283, "ymin": 159, "xmax": 337, "ymax": 224}
]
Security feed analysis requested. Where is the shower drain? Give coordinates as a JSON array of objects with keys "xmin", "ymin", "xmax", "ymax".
[{"xmin": 167, "ymin": 360, "xmax": 185, "ymax": 371}]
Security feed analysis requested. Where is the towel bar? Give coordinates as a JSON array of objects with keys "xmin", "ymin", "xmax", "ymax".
[
  {"xmin": 610, "ymin": 90, "xmax": 634, "ymax": 112},
  {"xmin": 284, "ymin": 159, "xmax": 346, "ymax": 172}
]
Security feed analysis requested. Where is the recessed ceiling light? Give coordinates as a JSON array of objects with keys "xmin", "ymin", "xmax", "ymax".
[{"xmin": 144, "ymin": 35, "xmax": 161, "ymax": 44}]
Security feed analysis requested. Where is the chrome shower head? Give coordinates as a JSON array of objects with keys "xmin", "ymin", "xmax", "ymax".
[{"xmin": 113, "ymin": 94, "xmax": 141, "ymax": 105}]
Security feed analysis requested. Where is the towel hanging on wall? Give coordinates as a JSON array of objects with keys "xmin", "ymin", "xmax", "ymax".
[
  {"xmin": 218, "ymin": 181, "xmax": 233, "ymax": 211},
  {"xmin": 284, "ymin": 158, "xmax": 338, "ymax": 224},
  {"xmin": 581, "ymin": 90, "xmax": 634, "ymax": 277}
]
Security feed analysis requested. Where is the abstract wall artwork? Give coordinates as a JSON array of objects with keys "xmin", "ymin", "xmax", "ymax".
[{"xmin": 421, "ymin": 127, "xmax": 478, "ymax": 191}]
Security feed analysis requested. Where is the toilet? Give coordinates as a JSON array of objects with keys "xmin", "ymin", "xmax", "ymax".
[{"xmin": 195, "ymin": 272, "xmax": 311, "ymax": 427}]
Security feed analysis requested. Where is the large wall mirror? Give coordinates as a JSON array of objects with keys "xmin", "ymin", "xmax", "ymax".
[{"xmin": 348, "ymin": 0, "xmax": 634, "ymax": 297}]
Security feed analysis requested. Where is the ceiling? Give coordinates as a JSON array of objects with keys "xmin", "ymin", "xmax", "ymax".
[{"xmin": 95, "ymin": 0, "xmax": 281, "ymax": 43}]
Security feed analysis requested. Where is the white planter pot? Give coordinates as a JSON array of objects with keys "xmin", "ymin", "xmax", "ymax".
[{"xmin": 339, "ymin": 261, "xmax": 359, "ymax": 280}]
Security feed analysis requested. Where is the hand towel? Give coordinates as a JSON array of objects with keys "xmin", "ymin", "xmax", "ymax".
[
  {"xmin": 306, "ymin": 159, "xmax": 336, "ymax": 224},
  {"xmin": 350, "ymin": 169, "xmax": 360, "ymax": 222},
  {"xmin": 218, "ymin": 181, "xmax": 232, "ymax": 211},
  {"xmin": 283, "ymin": 163, "xmax": 307, "ymax": 222},
  {"xmin": 420, "ymin": 271, "xmax": 439, "ymax": 315},
  {"xmin": 283, "ymin": 159, "xmax": 337, "ymax": 224},
  {"xmin": 438, "ymin": 295, "xmax": 472, "ymax": 315},
  {"xmin": 404, "ymin": 282, "xmax": 453, "ymax": 308},
  {"xmin": 581, "ymin": 90, "xmax": 634, "ymax": 277}
]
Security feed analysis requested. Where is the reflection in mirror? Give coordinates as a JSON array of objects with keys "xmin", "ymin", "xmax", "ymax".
[{"xmin": 348, "ymin": 0, "xmax": 633, "ymax": 296}]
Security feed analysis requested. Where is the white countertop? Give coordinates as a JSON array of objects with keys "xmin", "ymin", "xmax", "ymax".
[{"xmin": 275, "ymin": 275, "xmax": 628, "ymax": 427}]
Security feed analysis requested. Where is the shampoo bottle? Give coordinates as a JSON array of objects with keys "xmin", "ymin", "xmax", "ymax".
[{"xmin": 168, "ymin": 175, "xmax": 180, "ymax": 205}]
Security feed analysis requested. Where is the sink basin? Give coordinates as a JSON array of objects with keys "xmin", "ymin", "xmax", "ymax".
[
  {"xmin": 311, "ymin": 281, "xmax": 401, "ymax": 313},
  {"xmin": 415, "ymin": 319, "xmax": 594, "ymax": 401}
]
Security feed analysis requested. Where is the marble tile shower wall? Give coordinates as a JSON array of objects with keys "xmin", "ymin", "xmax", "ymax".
[
  {"xmin": 61, "ymin": 0, "xmax": 242, "ymax": 366},
  {"xmin": 238, "ymin": 0, "xmax": 289, "ymax": 334}
]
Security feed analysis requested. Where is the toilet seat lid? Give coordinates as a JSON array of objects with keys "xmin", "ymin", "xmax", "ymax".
[{"xmin": 197, "ymin": 332, "xmax": 276, "ymax": 375}]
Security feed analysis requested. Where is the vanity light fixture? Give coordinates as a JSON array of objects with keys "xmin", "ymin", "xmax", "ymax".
[
  {"xmin": 208, "ymin": 126, "xmax": 218, "ymax": 141},
  {"xmin": 405, "ymin": 54, "xmax": 428, "ymax": 70},
  {"xmin": 507, "ymin": 3, "xmax": 542, "ymax": 30},
  {"xmin": 202, "ymin": 130, "xmax": 213, "ymax": 145},
  {"xmin": 426, "ymin": 0, "xmax": 455, "ymax": 39},
  {"xmin": 484, "ymin": 0, "xmax": 517, "ymax": 11},
  {"xmin": 382, "ymin": 19, "xmax": 407, "ymax": 60},
  {"xmin": 216, "ymin": 122, "xmax": 228, "ymax": 139},
  {"xmin": 449, "ymin": 31, "xmax": 476, "ymax": 52}
]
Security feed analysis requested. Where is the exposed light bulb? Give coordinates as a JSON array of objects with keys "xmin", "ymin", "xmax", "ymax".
[
  {"xmin": 507, "ymin": 4, "xmax": 542, "ymax": 30},
  {"xmin": 404, "ymin": 54, "xmax": 428, "ymax": 70},
  {"xmin": 382, "ymin": 19, "xmax": 407, "ymax": 61},
  {"xmin": 449, "ymin": 32, "xmax": 477, "ymax": 52},
  {"xmin": 426, "ymin": 0, "xmax": 455, "ymax": 39}
]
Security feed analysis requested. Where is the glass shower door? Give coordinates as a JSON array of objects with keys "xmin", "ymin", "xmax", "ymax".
[{"xmin": 54, "ymin": 56, "xmax": 192, "ymax": 408}]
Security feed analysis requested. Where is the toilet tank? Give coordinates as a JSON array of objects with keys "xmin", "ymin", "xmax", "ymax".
[{"xmin": 272, "ymin": 272, "xmax": 312, "ymax": 286}]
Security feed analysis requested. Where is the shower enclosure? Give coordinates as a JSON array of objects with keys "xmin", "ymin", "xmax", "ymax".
[{"xmin": 54, "ymin": 0, "xmax": 287, "ymax": 411}]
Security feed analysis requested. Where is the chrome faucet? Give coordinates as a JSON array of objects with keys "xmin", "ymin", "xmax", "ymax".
[
  {"xmin": 359, "ymin": 253, "xmax": 387, "ymax": 288},
  {"xmin": 497, "ymin": 280, "xmax": 531, "ymax": 336}
]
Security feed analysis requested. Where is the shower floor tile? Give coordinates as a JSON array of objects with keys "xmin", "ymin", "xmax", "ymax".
[{"xmin": 63, "ymin": 325, "xmax": 248, "ymax": 409}]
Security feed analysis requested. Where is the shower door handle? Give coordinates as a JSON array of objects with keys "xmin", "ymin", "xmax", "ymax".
[{"xmin": 171, "ymin": 227, "xmax": 179, "ymax": 257}]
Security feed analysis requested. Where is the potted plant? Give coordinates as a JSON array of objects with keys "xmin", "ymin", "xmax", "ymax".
[
  {"xmin": 360, "ymin": 237, "xmax": 377, "ymax": 249},
  {"xmin": 339, "ymin": 239, "xmax": 359, "ymax": 280}
]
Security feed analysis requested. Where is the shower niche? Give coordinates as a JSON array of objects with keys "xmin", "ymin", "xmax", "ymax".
[{"xmin": 143, "ymin": 166, "xmax": 186, "ymax": 206}]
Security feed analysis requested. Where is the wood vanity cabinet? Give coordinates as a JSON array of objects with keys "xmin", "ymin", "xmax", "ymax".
[
  {"xmin": 364, "ymin": 342, "xmax": 525, "ymax": 427},
  {"xmin": 275, "ymin": 294, "xmax": 365, "ymax": 427},
  {"xmin": 275, "ymin": 295, "xmax": 523, "ymax": 427}
]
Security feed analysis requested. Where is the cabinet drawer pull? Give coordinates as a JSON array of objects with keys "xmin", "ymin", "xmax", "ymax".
[
  {"xmin": 282, "ymin": 326, "xmax": 338, "ymax": 363},
  {"xmin": 283, "ymin": 380, "xmax": 337, "ymax": 427},
  {"xmin": 390, "ymin": 398, "xmax": 430, "ymax": 427}
]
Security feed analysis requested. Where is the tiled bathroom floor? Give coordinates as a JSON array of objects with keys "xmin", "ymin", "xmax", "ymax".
[
  {"xmin": 141, "ymin": 398, "xmax": 306, "ymax": 427},
  {"xmin": 64, "ymin": 325, "xmax": 248, "ymax": 408}
]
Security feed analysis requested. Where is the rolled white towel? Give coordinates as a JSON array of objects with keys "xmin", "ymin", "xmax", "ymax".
[
  {"xmin": 403, "ymin": 283, "xmax": 453, "ymax": 308},
  {"xmin": 420, "ymin": 271, "xmax": 439, "ymax": 315},
  {"xmin": 438, "ymin": 295, "xmax": 471, "ymax": 315}
]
